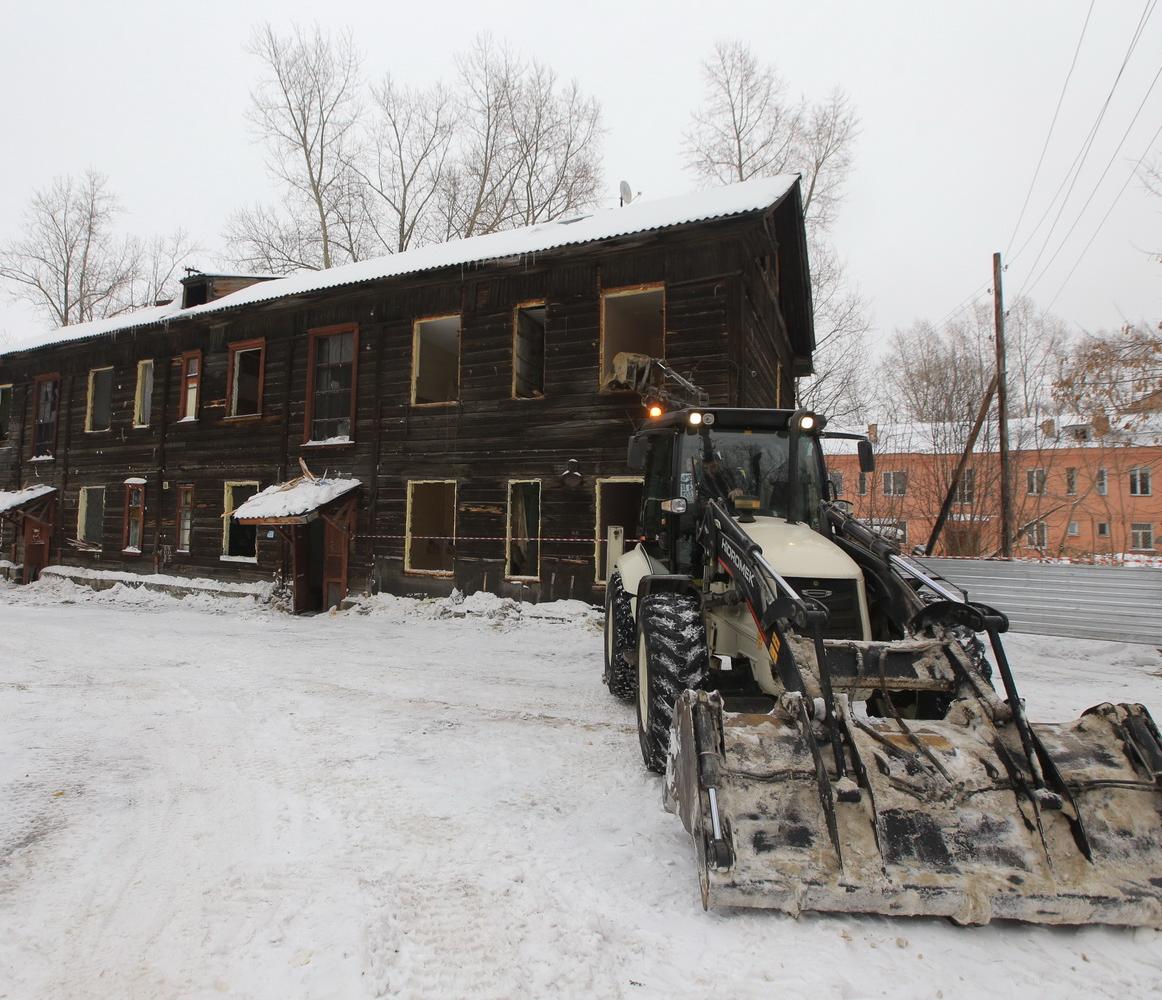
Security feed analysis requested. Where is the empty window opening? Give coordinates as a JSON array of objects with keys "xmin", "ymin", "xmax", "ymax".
[
  {"xmin": 601, "ymin": 286, "xmax": 665, "ymax": 387},
  {"xmin": 406, "ymin": 480, "xmax": 456, "ymax": 574},
  {"xmin": 228, "ymin": 340, "xmax": 265, "ymax": 417},
  {"xmin": 180, "ymin": 352, "xmax": 201, "ymax": 421},
  {"xmin": 507, "ymin": 481, "xmax": 541, "ymax": 578},
  {"xmin": 413, "ymin": 316, "xmax": 460, "ymax": 405},
  {"xmin": 176, "ymin": 484, "xmax": 194, "ymax": 553},
  {"xmin": 134, "ymin": 360, "xmax": 154, "ymax": 427},
  {"xmin": 86, "ymin": 367, "xmax": 113, "ymax": 433},
  {"xmin": 123, "ymin": 481, "xmax": 145, "ymax": 552},
  {"xmin": 222, "ymin": 481, "xmax": 259, "ymax": 560},
  {"xmin": 0, "ymin": 384, "xmax": 11, "ymax": 441},
  {"xmin": 33, "ymin": 375, "xmax": 59, "ymax": 457},
  {"xmin": 513, "ymin": 304, "xmax": 546, "ymax": 399},
  {"xmin": 77, "ymin": 486, "xmax": 105, "ymax": 549},
  {"xmin": 307, "ymin": 327, "xmax": 357, "ymax": 442},
  {"xmin": 596, "ymin": 479, "xmax": 643, "ymax": 582}
]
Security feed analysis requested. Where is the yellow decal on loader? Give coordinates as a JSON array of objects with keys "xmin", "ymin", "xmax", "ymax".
[{"xmin": 768, "ymin": 634, "xmax": 781, "ymax": 660}]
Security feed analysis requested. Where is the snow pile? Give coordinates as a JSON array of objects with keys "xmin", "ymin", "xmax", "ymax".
[
  {"xmin": 355, "ymin": 588, "xmax": 601, "ymax": 629},
  {"xmin": 23, "ymin": 574, "xmax": 270, "ymax": 614},
  {"xmin": 232, "ymin": 476, "xmax": 360, "ymax": 520},
  {"xmin": 39, "ymin": 564, "xmax": 272, "ymax": 596},
  {"xmin": 0, "ymin": 483, "xmax": 55, "ymax": 514}
]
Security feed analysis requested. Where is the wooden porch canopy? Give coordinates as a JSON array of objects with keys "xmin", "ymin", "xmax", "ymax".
[
  {"xmin": 230, "ymin": 474, "xmax": 361, "ymax": 527},
  {"xmin": 0, "ymin": 484, "xmax": 56, "ymax": 525}
]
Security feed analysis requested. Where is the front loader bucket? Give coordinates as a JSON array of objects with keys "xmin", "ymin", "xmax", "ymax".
[{"xmin": 665, "ymin": 690, "xmax": 1162, "ymax": 926}]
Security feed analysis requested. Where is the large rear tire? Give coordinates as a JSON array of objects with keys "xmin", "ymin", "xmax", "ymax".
[
  {"xmin": 603, "ymin": 572, "xmax": 636, "ymax": 701},
  {"xmin": 636, "ymin": 591, "xmax": 710, "ymax": 773}
]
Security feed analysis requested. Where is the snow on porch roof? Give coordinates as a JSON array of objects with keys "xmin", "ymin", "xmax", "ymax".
[
  {"xmin": 0, "ymin": 483, "xmax": 56, "ymax": 515},
  {"xmin": 231, "ymin": 476, "xmax": 360, "ymax": 523}
]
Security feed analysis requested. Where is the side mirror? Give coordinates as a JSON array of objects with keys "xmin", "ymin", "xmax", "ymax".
[
  {"xmin": 627, "ymin": 434, "xmax": 649, "ymax": 472},
  {"xmin": 858, "ymin": 439, "xmax": 876, "ymax": 473}
]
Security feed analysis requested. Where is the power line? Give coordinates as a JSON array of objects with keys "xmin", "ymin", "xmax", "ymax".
[
  {"xmin": 1005, "ymin": 0, "xmax": 1096, "ymax": 256},
  {"xmin": 1010, "ymin": 0, "xmax": 1156, "ymax": 281}
]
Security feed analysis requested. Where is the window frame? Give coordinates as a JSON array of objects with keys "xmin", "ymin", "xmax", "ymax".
[
  {"xmin": 178, "ymin": 350, "xmax": 202, "ymax": 422},
  {"xmin": 857, "ymin": 471, "xmax": 867, "ymax": 496},
  {"xmin": 1129, "ymin": 466, "xmax": 1152, "ymax": 497},
  {"xmin": 1065, "ymin": 467, "xmax": 1078, "ymax": 496},
  {"xmin": 1097, "ymin": 521, "xmax": 1110, "ymax": 538},
  {"xmin": 594, "ymin": 475, "xmax": 645, "ymax": 584},
  {"xmin": 304, "ymin": 323, "xmax": 359, "ymax": 444},
  {"xmin": 122, "ymin": 480, "xmax": 146, "ymax": 554},
  {"xmin": 133, "ymin": 359, "xmax": 154, "ymax": 428},
  {"xmin": 512, "ymin": 300, "xmax": 547, "ymax": 400},
  {"xmin": 1025, "ymin": 468, "xmax": 1046, "ymax": 496},
  {"xmin": 0, "ymin": 382, "xmax": 12, "ymax": 442},
  {"xmin": 410, "ymin": 313, "xmax": 461, "ymax": 407},
  {"xmin": 882, "ymin": 470, "xmax": 908, "ymax": 497},
  {"xmin": 954, "ymin": 468, "xmax": 976, "ymax": 505},
  {"xmin": 84, "ymin": 366, "xmax": 114, "ymax": 434},
  {"xmin": 1025, "ymin": 519, "xmax": 1048, "ymax": 549},
  {"xmin": 1096, "ymin": 468, "xmax": 1108, "ymax": 496},
  {"xmin": 31, "ymin": 372, "xmax": 60, "ymax": 459},
  {"xmin": 598, "ymin": 283, "xmax": 666, "ymax": 390},
  {"xmin": 1130, "ymin": 522, "xmax": 1154, "ymax": 551},
  {"xmin": 505, "ymin": 479, "xmax": 542, "ymax": 581},
  {"xmin": 221, "ymin": 480, "xmax": 260, "ymax": 562},
  {"xmin": 225, "ymin": 338, "xmax": 266, "ymax": 420},
  {"xmin": 1067, "ymin": 520, "xmax": 1080, "ymax": 537},
  {"xmin": 77, "ymin": 485, "xmax": 105, "ymax": 550},
  {"xmin": 176, "ymin": 483, "xmax": 194, "ymax": 554},
  {"xmin": 404, "ymin": 479, "xmax": 458, "ymax": 577}
]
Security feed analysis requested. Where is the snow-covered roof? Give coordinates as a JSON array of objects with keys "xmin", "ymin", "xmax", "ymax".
[
  {"xmin": 0, "ymin": 483, "xmax": 55, "ymax": 514},
  {"xmin": 232, "ymin": 476, "xmax": 360, "ymax": 522},
  {"xmin": 2, "ymin": 177, "xmax": 800, "ymax": 357}
]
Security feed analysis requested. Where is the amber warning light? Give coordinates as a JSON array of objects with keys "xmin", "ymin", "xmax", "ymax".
[{"xmin": 647, "ymin": 403, "xmax": 664, "ymax": 418}]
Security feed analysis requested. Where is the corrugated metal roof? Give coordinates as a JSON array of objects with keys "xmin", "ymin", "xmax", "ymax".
[{"xmin": 2, "ymin": 176, "xmax": 800, "ymax": 356}]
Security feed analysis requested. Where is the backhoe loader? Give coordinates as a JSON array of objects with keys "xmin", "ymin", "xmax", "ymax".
[{"xmin": 604, "ymin": 401, "xmax": 1162, "ymax": 926}]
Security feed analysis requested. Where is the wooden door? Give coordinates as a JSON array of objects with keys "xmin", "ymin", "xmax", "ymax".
[
  {"xmin": 292, "ymin": 525, "xmax": 309, "ymax": 615},
  {"xmin": 22, "ymin": 513, "xmax": 52, "ymax": 583},
  {"xmin": 322, "ymin": 504, "xmax": 352, "ymax": 609}
]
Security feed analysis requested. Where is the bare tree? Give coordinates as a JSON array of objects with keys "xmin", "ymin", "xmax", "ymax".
[
  {"xmin": 684, "ymin": 40, "xmax": 864, "ymax": 417},
  {"xmin": 0, "ymin": 171, "xmax": 194, "ymax": 327},
  {"xmin": 226, "ymin": 23, "xmax": 363, "ymax": 272}
]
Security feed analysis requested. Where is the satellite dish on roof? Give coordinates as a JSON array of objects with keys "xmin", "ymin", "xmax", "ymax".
[{"xmin": 619, "ymin": 180, "xmax": 634, "ymax": 207}]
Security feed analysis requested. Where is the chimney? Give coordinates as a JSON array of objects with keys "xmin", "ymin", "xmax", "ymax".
[
  {"xmin": 866, "ymin": 422, "xmax": 878, "ymax": 444},
  {"xmin": 1040, "ymin": 418, "xmax": 1055, "ymax": 437},
  {"xmin": 1092, "ymin": 412, "xmax": 1111, "ymax": 436}
]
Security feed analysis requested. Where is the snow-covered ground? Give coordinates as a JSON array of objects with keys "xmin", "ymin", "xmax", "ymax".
[{"xmin": 1, "ymin": 578, "xmax": 1160, "ymax": 1000}]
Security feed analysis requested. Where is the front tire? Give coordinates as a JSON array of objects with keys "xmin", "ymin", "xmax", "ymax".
[
  {"xmin": 603, "ymin": 572, "xmax": 637, "ymax": 701},
  {"xmin": 636, "ymin": 591, "xmax": 710, "ymax": 773}
]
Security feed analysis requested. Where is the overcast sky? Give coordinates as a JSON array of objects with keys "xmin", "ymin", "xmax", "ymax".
[{"xmin": 1, "ymin": 0, "xmax": 1158, "ymax": 347}]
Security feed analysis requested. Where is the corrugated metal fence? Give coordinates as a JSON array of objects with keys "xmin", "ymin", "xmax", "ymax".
[{"xmin": 920, "ymin": 558, "xmax": 1162, "ymax": 646}]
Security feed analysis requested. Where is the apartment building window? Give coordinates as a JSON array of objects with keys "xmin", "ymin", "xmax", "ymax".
[
  {"xmin": 1096, "ymin": 468, "xmax": 1107, "ymax": 496},
  {"xmin": 405, "ymin": 480, "xmax": 457, "ymax": 575},
  {"xmin": 85, "ymin": 367, "xmax": 114, "ymax": 432},
  {"xmin": 1131, "ymin": 523, "xmax": 1154, "ymax": 551},
  {"xmin": 600, "ymin": 285, "xmax": 665, "ymax": 387},
  {"xmin": 123, "ymin": 480, "xmax": 145, "ymax": 553},
  {"xmin": 77, "ymin": 486, "xmax": 105, "ymax": 549},
  {"xmin": 176, "ymin": 484, "xmax": 194, "ymax": 553},
  {"xmin": 506, "ymin": 480, "xmax": 541, "ymax": 579},
  {"xmin": 857, "ymin": 472, "xmax": 867, "ymax": 496},
  {"xmin": 0, "ymin": 383, "xmax": 11, "ymax": 441},
  {"xmin": 227, "ymin": 339, "xmax": 265, "ymax": 418},
  {"xmin": 1065, "ymin": 467, "xmax": 1077, "ymax": 496},
  {"xmin": 513, "ymin": 303, "xmax": 546, "ymax": 399},
  {"xmin": 179, "ymin": 351, "xmax": 201, "ymax": 421},
  {"xmin": 222, "ymin": 481, "xmax": 259, "ymax": 561},
  {"xmin": 133, "ymin": 360, "xmax": 154, "ymax": 427},
  {"xmin": 828, "ymin": 471, "xmax": 844, "ymax": 497},
  {"xmin": 306, "ymin": 325, "xmax": 358, "ymax": 442},
  {"xmin": 32, "ymin": 374, "xmax": 59, "ymax": 458},
  {"xmin": 1025, "ymin": 520, "xmax": 1048, "ymax": 549},
  {"xmin": 1067, "ymin": 521, "xmax": 1080, "ymax": 536},
  {"xmin": 954, "ymin": 468, "xmax": 976, "ymax": 505},
  {"xmin": 1026, "ymin": 468, "xmax": 1046, "ymax": 496},
  {"xmin": 1097, "ymin": 521, "xmax": 1110, "ymax": 538},
  {"xmin": 412, "ymin": 315, "xmax": 460, "ymax": 405},
  {"xmin": 882, "ymin": 471, "xmax": 907, "ymax": 497},
  {"xmin": 1129, "ymin": 467, "xmax": 1152, "ymax": 497}
]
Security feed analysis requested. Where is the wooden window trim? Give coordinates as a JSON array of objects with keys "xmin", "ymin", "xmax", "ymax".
[
  {"xmin": 178, "ymin": 350, "xmax": 202, "ymax": 422},
  {"xmin": 77, "ymin": 485, "xmax": 105, "ymax": 551},
  {"xmin": 224, "ymin": 338, "xmax": 266, "ymax": 421},
  {"xmin": 176, "ymin": 483, "xmax": 194, "ymax": 554},
  {"xmin": 222, "ymin": 480, "xmax": 260, "ymax": 562},
  {"xmin": 410, "ymin": 313, "xmax": 462, "ymax": 408},
  {"xmin": 511, "ymin": 300, "xmax": 547, "ymax": 401},
  {"xmin": 303, "ymin": 323, "xmax": 359, "ymax": 444},
  {"xmin": 404, "ymin": 479, "xmax": 457, "ymax": 577},
  {"xmin": 31, "ymin": 372, "xmax": 61, "ymax": 459},
  {"xmin": 84, "ymin": 366, "xmax": 114, "ymax": 434},
  {"xmin": 598, "ymin": 282, "xmax": 666, "ymax": 391},
  {"xmin": 122, "ymin": 482, "xmax": 145, "ymax": 555},
  {"xmin": 505, "ymin": 479, "xmax": 542, "ymax": 581},
  {"xmin": 594, "ymin": 475, "xmax": 644, "ymax": 584},
  {"xmin": 133, "ymin": 360, "xmax": 154, "ymax": 428}
]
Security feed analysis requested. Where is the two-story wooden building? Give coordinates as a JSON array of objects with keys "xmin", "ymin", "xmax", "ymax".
[{"xmin": 0, "ymin": 177, "xmax": 815, "ymax": 610}]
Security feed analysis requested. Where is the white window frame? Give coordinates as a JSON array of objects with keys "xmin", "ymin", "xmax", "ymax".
[
  {"xmin": 1096, "ymin": 468, "xmax": 1108, "ymax": 496},
  {"xmin": 84, "ymin": 366, "xmax": 114, "ymax": 433},
  {"xmin": 1025, "ymin": 519, "xmax": 1048, "ymax": 549},
  {"xmin": 954, "ymin": 468, "xmax": 975, "ymax": 505},
  {"xmin": 1065, "ymin": 467, "xmax": 1077, "ymax": 496},
  {"xmin": 882, "ymin": 470, "xmax": 907, "ymax": 497},
  {"xmin": 77, "ymin": 486, "xmax": 105, "ymax": 549},
  {"xmin": 404, "ymin": 479, "xmax": 458, "ymax": 576},
  {"xmin": 1130, "ymin": 523, "xmax": 1154, "ymax": 551},
  {"xmin": 221, "ymin": 480, "xmax": 260, "ymax": 563},
  {"xmin": 133, "ymin": 360, "xmax": 154, "ymax": 428},
  {"xmin": 1025, "ymin": 468, "xmax": 1046, "ymax": 496},
  {"xmin": 505, "ymin": 479, "xmax": 542, "ymax": 581},
  {"xmin": 1067, "ymin": 521, "xmax": 1080, "ymax": 537},
  {"xmin": 1129, "ymin": 467, "xmax": 1152, "ymax": 497},
  {"xmin": 594, "ymin": 475, "xmax": 644, "ymax": 584}
]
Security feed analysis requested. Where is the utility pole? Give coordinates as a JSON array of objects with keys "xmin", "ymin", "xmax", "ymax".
[{"xmin": 994, "ymin": 252, "xmax": 1014, "ymax": 558}]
